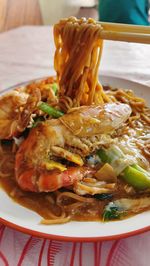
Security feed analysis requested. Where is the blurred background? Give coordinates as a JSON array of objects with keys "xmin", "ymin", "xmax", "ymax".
[
  {"xmin": 0, "ymin": 0, "xmax": 150, "ymax": 32},
  {"xmin": 0, "ymin": 0, "xmax": 98, "ymax": 32}
]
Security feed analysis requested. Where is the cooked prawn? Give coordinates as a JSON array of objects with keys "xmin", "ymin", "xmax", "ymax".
[
  {"xmin": 15, "ymin": 102, "xmax": 131, "ymax": 192},
  {"xmin": 0, "ymin": 77, "xmax": 58, "ymax": 140},
  {"xmin": 0, "ymin": 88, "xmax": 41, "ymax": 139}
]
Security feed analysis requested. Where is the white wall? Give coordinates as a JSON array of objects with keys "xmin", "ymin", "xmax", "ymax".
[{"xmin": 39, "ymin": 0, "xmax": 80, "ymax": 25}]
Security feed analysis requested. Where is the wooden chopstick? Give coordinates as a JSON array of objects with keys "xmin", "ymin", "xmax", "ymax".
[
  {"xmin": 100, "ymin": 30, "xmax": 150, "ymax": 44},
  {"xmin": 65, "ymin": 18, "xmax": 150, "ymax": 44},
  {"xmin": 98, "ymin": 21, "xmax": 150, "ymax": 44},
  {"xmin": 99, "ymin": 21, "xmax": 150, "ymax": 34}
]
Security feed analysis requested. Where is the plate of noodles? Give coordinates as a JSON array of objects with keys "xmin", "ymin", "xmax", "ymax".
[{"xmin": 0, "ymin": 17, "xmax": 150, "ymax": 241}]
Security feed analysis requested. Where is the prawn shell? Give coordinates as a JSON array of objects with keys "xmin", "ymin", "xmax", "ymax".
[{"xmin": 60, "ymin": 103, "xmax": 132, "ymax": 137}]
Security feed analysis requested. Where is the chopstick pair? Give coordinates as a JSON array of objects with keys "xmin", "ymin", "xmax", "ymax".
[{"xmin": 98, "ymin": 21, "xmax": 150, "ymax": 44}]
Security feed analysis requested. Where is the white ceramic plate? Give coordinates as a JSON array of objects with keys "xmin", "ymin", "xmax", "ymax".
[{"xmin": 0, "ymin": 76, "xmax": 150, "ymax": 242}]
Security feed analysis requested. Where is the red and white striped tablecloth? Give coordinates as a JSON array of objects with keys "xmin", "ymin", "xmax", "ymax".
[{"xmin": 0, "ymin": 224, "xmax": 150, "ymax": 266}]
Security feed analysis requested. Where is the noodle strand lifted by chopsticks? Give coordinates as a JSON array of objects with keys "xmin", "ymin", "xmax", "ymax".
[{"xmin": 54, "ymin": 17, "xmax": 111, "ymax": 110}]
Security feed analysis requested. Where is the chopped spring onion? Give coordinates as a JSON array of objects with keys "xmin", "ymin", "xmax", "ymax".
[
  {"xmin": 123, "ymin": 164, "xmax": 150, "ymax": 190},
  {"xmin": 38, "ymin": 102, "xmax": 64, "ymax": 118},
  {"xmin": 97, "ymin": 146, "xmax": 150, "ymax": 190},
  {"xmin": 52, "ymin": 83, "xmax": 58, "ymax": 94}
]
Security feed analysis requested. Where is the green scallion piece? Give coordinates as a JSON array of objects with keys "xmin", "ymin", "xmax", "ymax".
[
  {"xmin": 52, "ymin": 83, "xmax": 58, "ymax": 94},
  {"xmin": 38, "ymin": 102, "xmax": 64, "ymax": 118},
  {"xmin": 97, "ymin": 147, "xmax": 150, "ymax": 190}
]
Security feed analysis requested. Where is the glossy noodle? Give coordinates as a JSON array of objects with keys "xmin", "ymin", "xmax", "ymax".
[{"xmin": 54, "ymin": 17, "xmax": 110, "ymax": 111}]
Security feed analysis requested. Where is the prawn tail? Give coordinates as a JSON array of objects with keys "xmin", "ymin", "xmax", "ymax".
[
  {"xmin": 37, "ymin": 167, "xmax": 93, "ymax": 192},
  {"xmin": 15, "ymin": 164, "xmax": 94, "ymax": 192}
]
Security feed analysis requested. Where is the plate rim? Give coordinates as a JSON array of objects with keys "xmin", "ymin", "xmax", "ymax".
[
  {"xmin": 0, "ymin": 216, "xmax": 149, "ymax": 242},
  {"xmin": 0, "ymin": 76, "xmax": 150, "ymax": 241}
]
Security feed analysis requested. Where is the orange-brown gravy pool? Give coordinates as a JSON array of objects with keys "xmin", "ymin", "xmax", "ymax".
[{"xmin": 0, "ymin": 144, "xmax": 149, "ymax": 223}]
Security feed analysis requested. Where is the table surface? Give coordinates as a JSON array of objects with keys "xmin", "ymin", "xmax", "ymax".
[{"xmin": 0, "ymin": 26, "xmax": 150, "ymax": 266}]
